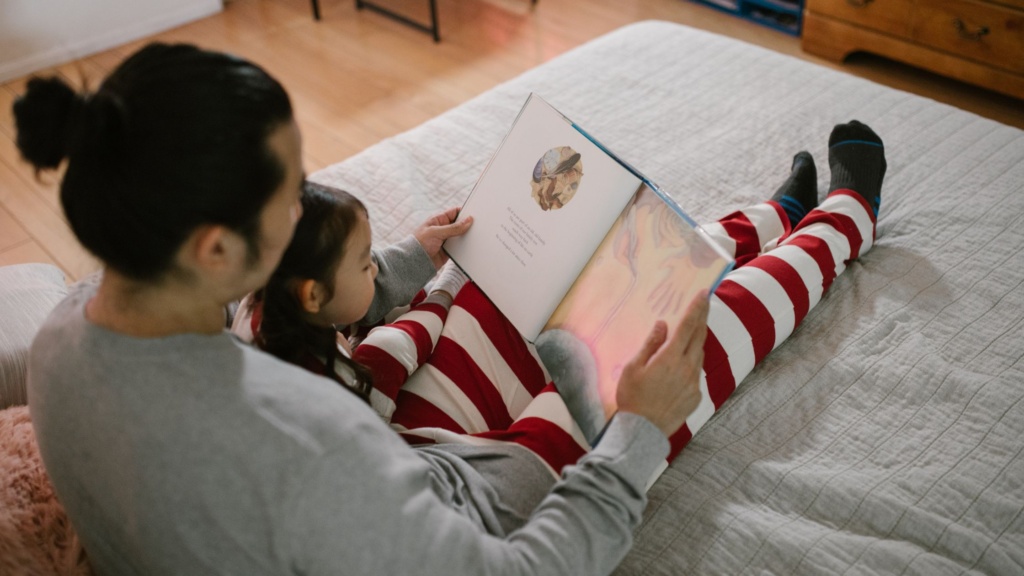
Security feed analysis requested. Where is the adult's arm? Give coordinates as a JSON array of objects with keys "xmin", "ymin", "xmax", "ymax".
[
  {"xmin": 359, "ymin": 236, "xmax": 437, "ymax": 326},
  {"xmin": 284, "ymin": 412, "xmax": 669, "ymax": 576}
]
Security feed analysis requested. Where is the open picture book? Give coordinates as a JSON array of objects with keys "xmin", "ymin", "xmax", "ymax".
[{"xmin": 443, "ymin": 94, "xmax": 734, "ymax": 442}]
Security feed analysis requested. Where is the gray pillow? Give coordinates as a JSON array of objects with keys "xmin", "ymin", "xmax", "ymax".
[{"xmin": 0, "ymin": 264, "xmax": 68, "ymax": 408}]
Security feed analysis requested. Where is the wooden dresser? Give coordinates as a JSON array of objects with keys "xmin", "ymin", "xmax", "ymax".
[{"xmin": 801, "ymin": 0, "xmax": 1024, "ymax": 99}]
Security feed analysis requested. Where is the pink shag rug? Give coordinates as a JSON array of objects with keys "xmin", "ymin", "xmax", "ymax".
[{"xmin": 0, "ymin": 406, "xmax": 92, "ymax": 576}]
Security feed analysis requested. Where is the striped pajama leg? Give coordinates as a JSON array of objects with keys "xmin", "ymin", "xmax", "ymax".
[
  {"xmin": 390, "ymin": 285, "xmax": 590, "ymax": 478},
  {"xmin": 387, "ymin": 189, "xmax": 874, "ymax": 472},
  {"xmin": 665, "ymin": 190, "xmax": 876, "ymax": 460}
]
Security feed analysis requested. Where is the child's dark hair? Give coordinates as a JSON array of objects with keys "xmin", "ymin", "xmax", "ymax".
[
  {"xmin": 252, "ymin": 181, "xmax": 374, "ymax": 402},
  {"xmin": 12, "ymin": 43, "xmax": 293, "ymax": 281}
]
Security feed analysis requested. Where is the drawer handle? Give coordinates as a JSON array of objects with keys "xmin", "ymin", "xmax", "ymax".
[
  {"xmin": 845, "ymin": 0, "xmax": 873, "ymax": 6},
  {"xmin": 954, "ymin": 18, "xmax": 990, "ymax": 41}
]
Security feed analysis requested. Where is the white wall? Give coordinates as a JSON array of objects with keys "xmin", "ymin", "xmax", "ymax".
[{"xmin": 0, "ymin": 0, "xmax": 223, "ymax": 83}]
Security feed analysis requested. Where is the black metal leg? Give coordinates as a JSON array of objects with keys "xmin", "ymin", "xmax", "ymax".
[
  {"xmin": 429, "ymin": 0, "xmax": 440, "ymax": 42},
  {"xmin": 354, "ymin": 0, "xmax": 441, "ymax": 42},
  {"xmin": 349, "ymin": 0, "xmax": 533, "ymax": 41}
]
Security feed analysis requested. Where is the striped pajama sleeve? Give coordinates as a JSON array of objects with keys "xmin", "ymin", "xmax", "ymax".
[
  {"xmin": 352, "ymin": 293, "xmax": 451, "ymax": 423},
  {"xmin": 387, "ymin": 285, "xmax": 591, "ymax": 477}
]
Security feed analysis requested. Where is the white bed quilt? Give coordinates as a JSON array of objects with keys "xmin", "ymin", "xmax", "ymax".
[{"xmin": 313, "ymin": 21, "xmax": 1024, "ymax": 575}]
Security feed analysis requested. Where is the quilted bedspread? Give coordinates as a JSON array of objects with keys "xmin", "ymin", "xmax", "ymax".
[{"xmin": 312, "ymin": 21, "xmax": 1024, "ymax": 575}]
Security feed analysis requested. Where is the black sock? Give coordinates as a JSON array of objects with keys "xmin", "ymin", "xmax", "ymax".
[
  {"xmin": 828, "ymin": 120, "xmax": 886, "ymax": 217},
  {"xmin": 771, "ymin": 151, "xmax": 818, "ymax": 228}
]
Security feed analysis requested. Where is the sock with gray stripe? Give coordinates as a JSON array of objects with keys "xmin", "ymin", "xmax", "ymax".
[{"xmin": 828, "ymin": 120, "xmax": 886, "ymax": 217}]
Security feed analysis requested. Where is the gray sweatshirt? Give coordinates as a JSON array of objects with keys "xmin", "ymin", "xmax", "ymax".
[
  {"xmin": 28, "ymin": 282, "xmax": 668, "ymax": 576},
  {"xmin": 360, "ymin": 236, "xmax": 439, "ymax": 326}
]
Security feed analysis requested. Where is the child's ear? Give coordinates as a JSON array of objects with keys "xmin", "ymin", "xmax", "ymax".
[{"xmin": 294, "ymin": 279, "xmax": 326, "ymax": 314}]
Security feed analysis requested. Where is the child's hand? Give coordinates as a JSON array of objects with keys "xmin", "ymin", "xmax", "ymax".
[{"xmin": 414, "ymin": 207, "xmax": 473, "ymax": 269}]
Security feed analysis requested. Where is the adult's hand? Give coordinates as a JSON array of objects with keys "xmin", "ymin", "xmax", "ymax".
[
  {"xmin": 414, "ymin": 207, "xmax": 473, "ymax": 269},
  {"xmin": 615, "ymin": 292, "xmax": 709, "ymax": 438}
]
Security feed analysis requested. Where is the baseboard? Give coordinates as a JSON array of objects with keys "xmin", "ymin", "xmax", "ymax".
[{"xmin": 0, "ymin": 1, "xmax": 223, "ymax": 84}]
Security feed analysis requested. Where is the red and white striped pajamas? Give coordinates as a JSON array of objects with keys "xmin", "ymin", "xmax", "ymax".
[
  {"xmin": 356, "ymin": 188, "xmax": 876, "ymax": 475},
  {"xmin": 675, "ymin": 189, "xmax": 876, "ymax": 459},
  {"xmin": 354, "ymin": 289, "xmax": 591, "ymax": 478}
]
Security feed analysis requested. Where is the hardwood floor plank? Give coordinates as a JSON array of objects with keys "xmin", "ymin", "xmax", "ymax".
[
  {"xmin": 0, "ymin": 137, "xmax": 63, "ymax": 213},
  {"xmin": 0, "ymin": 240, "xmax": 62, "ymax": 271},
  {"xmin": 0, "ymin": 151, "xmax": 97, "ymax": 280},
  {"xmin": 0, "ymin": 85, "xmax": 16, "ymax": 140},
  {"xmin": 0, "ymin": 203, "xmax": 30, "ymax": 251}
]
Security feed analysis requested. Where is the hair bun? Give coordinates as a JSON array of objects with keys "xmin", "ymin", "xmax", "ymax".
[{"xmin": 12, "ymin": 77, "xmax": 86, "ymax": 170}]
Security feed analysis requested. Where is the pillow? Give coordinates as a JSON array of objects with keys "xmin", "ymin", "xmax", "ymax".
[
  {"xmin": 0, "ymin": 264, "xmax": 68, "ymax": 409},
  {"xmin": 0, "ymin": 405, "xmax": 92, "ymax": 575}
]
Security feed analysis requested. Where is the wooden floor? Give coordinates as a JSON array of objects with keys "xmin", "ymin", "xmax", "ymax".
[{"xmin": 2, "ymin": 0, "xmax": 1022, "ymax": 281}]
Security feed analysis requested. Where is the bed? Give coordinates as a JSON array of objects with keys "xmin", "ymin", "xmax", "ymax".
[{"xmin": 312, "ymin": 21, "xmax": 1024, "ymax": 575}]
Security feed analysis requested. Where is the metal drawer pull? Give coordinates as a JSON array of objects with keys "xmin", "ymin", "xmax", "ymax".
[
  {"xmin": 954, "ymin": 18, "xmax": 990, "ymax": 41},
  {"xmin": 846, "ymin": 0, "xmax": 873, "ymax": 6}
]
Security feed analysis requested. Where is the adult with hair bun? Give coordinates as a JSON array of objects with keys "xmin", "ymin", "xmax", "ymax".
[{"xmin": 16, "ymin": 43, "xmax": 708, "ymax": 576}]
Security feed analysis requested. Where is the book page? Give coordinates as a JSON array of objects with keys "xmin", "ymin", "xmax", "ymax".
[
  {"xmin": 444, "ymin": 94, "xmax": 641, "ymax": 341},
  {"xmin": 536, "ymin": 184, "xmax": 733, "ymax": 437}
]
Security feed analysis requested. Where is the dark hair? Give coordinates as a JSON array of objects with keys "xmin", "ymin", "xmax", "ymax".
[
  {"xmin": 12, "ymin": 43, "xmax": 294, "ymax": 280},
  {"xmin": 252, "ymin": 181, "xmax": 374, "ymax": 402}
]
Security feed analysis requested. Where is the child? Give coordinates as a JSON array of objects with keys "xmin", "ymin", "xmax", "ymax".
[
  {"xmin": 233, "ymin": 182, "xmax": 593, "ymax": 475},
  {"xmin": 234, "ymin": 182, "xmax": 460, "ymax": 413}
]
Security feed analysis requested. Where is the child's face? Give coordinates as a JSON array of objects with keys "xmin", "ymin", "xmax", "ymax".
[{"xmin": 316, "ymin": 211, "xmax": 378, "ymax": 326}]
